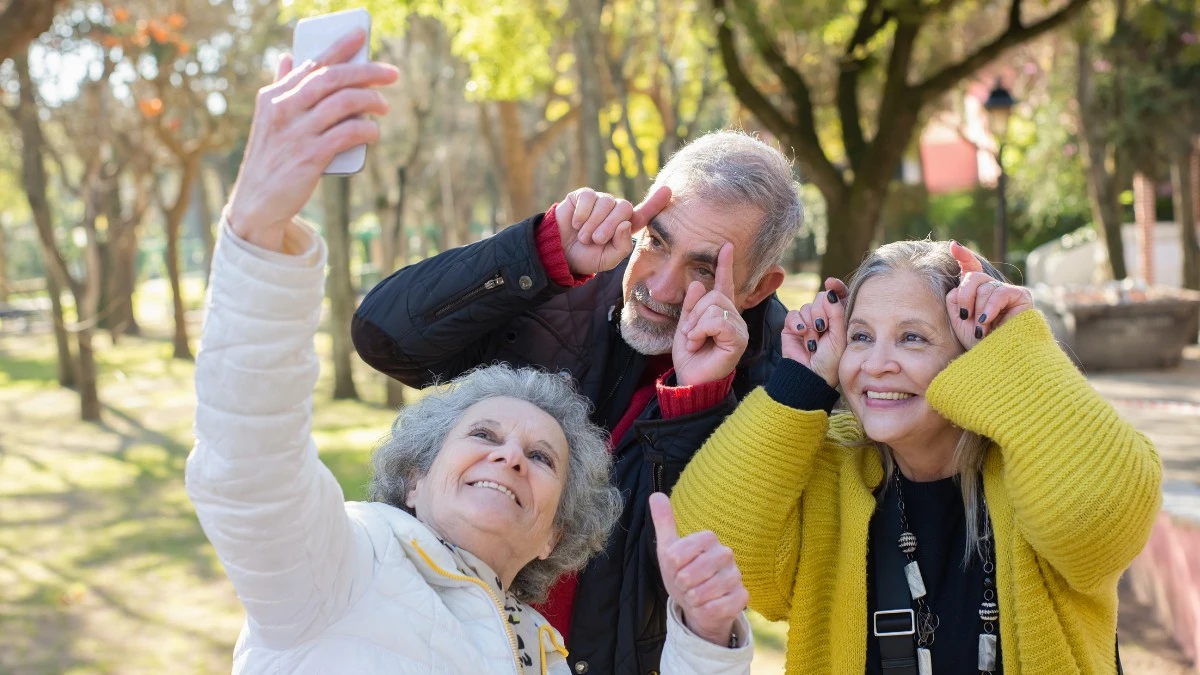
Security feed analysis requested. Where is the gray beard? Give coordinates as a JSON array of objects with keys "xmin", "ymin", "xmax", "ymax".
[{"xmin": 618, "ymin": 302, "xmax": 675, "ymax": 355}]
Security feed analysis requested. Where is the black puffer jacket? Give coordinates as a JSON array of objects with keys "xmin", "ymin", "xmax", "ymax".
[{"xmin": 352, "ymin": 213, "xmax": 785, "ymax": 674}]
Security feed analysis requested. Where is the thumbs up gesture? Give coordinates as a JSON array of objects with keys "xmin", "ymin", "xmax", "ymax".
[{"xmin": 650, "ymin": 492, "xmax": 749, "ymax": 647}]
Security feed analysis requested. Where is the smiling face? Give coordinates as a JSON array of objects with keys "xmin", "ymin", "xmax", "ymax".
[
  {"xmin": 838, "ymin": 271, "xmax": 965, "ymax": 457},
  {"xmin": 405, "ymin": 397, "xmax": 569, "ymax": 570},
  {"xmin": 619, "ymin": 191, "xmax": 772, "ymax": 355}
]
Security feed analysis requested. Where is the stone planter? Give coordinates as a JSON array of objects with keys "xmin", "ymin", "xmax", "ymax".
[{"xmin": 1035, "ymin": 285, "xmax": 1200, "ymax": 371}]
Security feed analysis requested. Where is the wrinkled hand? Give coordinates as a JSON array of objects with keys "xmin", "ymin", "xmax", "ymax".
[
  {"xmin": 226, "ymin": 30, "xmax": 398, "ymax": 252},
  {"xmin": 672, "ymin": 244, "xmax": 748, "ymax": 386},
  {"xmin": 650, "ymin": 493, "xmax": 747, "ymax": 647},
  {"xmin": 781, "ymin": 278, "xmax": 848, "ymax": 388},
  {"xmin": 554, "ymin": 186, "xmax": 671, "ymax": 276},
  {"xmin": 945, "ymin": 241, "xmax": 1034, "ymax": 350}
]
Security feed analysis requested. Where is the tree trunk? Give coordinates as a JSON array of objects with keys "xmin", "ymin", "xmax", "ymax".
[
  {"xmin": 1174, "ymin": 145, "xmax": 1199, "ymax": 291},
  {"xmin": 45, "ymin": 269, "xmax": 76, "ymax": 389},
  {"xmin": 1077, "ymin": 39, "xmax": 1128, "ymax": 281},
  {"xmin": 1133, "ymin": 172, "xmax": 1156, "ymax": 285},
  {"xmin": 821, "ymin": 185, "xmax": 884, "ymax": 280},
  {"xmin": 164, "ymin": 156, "xmax": 200, "ymax": 360},
  {"xmin": 0, "ymin": 223, "xmax": 8, "ymax": 303},
  {"xmin": 323, "ymin": 176, "xmax": 360, "ymax": 401},
  {"xmin": 571, "ymin": 0, "xmax": 608, "ymax": 190},
  {"xmin": 497, "ymin": 102, "xmax": 537, "ymax": 218},
  {"xmin": 111, "ymin": 223, "xmax": 141, "ymax": 339},
  {"xmin": 75, "ymin": 218, "xmax": 102, "ymax": 421},
  {"xmin": 196, "ymin": 166, "xmax": 217, "ymax": 287}
]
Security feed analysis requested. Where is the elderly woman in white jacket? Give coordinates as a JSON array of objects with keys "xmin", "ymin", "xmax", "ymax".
[{"xmin": 186, "ymin": 28, "xmax": 753, "ymax": 675}]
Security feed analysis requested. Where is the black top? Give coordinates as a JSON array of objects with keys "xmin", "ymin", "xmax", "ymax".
[
  {"xmin": 761, "ymin": 360, "xmax": 1003, "ymax": 674},
  {"xmin": 865, "ymin": 473, "xmax": 1003, "ymax": 674}
]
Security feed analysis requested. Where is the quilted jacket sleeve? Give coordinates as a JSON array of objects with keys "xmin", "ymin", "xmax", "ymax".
[
  {"xmin": 353, "ymin": 214, "xmax": 571, "ymax": 388},
  {"xmin": 186, "ymin": 219, "xmax": 375, "ymax": 648},
  {"xmin": 659, "ymin": 599, "xmax": 752, "ymax": 674}
]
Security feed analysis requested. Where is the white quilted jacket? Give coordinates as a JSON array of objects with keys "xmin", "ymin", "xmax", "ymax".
[{"xmin": 186, "ymin": 220, "xmax": 754, "ymax": 674}]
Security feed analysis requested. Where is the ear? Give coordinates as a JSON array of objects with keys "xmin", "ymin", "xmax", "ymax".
[
  {"xmin": 405, "ymin": 479, "xmax": 421, "ymax": 510},
  {"xmin": 537, "ymin": 528, "xmax": 562, "ymax": 561},
  {"xmin": 738, "ymin": 264, "xmax": 786, "ymax": 311}
]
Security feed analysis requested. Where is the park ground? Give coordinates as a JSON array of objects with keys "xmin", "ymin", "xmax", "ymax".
[{"xmin": 0, "ymin": 275, "xmax": 1195, "ymax": 674}]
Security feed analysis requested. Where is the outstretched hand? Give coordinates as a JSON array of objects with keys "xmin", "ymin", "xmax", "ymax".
[
  {"xmin": 227, "ymin": 30, "xmax": 398, "ymax": 253},
  {"xmin": 671, "ymin": 243, "xmax": 749, "ymax": 386},
  {"xmin": 555, "ymin": 186, "xmax": 672, "ymax": 276},
  {"xmin": 781, "ymin": 278, "xmax": 848, "ymax": 388},
  {"xmin": 650, "ymin": 492, "xmax": 747, "ymax": 647},
  {"xmin": 944, "ymin": 241, "xmax": 1033, "ymax": 350}
]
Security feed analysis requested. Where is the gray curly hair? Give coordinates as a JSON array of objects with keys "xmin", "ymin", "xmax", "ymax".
[{"xmin": 368, "ymin": 364, "xmax": 622, "ymax": 603}]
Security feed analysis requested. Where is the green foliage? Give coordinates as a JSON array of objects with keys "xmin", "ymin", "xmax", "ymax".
[{"xmin": 284, "ymin": 0, "xmax": 566, "ymax": 100}]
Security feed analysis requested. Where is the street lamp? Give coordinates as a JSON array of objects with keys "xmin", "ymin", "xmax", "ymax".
[{"xmin": 983, "ymin": 78, "xmax": 1016, "ymax": 266}]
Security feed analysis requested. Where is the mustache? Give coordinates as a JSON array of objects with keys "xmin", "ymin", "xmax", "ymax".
[{"xmin": 630, "ymin": 284, "xmax": 682, "ymax": 319}]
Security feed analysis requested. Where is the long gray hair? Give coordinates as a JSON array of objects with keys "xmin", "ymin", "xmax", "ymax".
[
  {"xmin": 844, "ymin": 240, "xmax": 1007, "ymax": 565},
  {"xmin": 368, "ymin": 364, "xmax": 622, "ymax": 603}
]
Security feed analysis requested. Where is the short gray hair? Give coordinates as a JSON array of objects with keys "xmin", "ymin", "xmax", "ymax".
[
  {"xmin": 651, "ymin": 130, "xmax": 803, "ymax": 289},
  {"xmin": 844, "ymin": 239, "xmax": 1008, "ymax": 566},
  {"xmin": 368, "ymin": 364, "xmax": 622, "ymax": 603}
]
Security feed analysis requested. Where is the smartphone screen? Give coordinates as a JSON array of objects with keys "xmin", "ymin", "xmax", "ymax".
[{"xmin": 291, "ymin": 8, "xmax": 372, "ymax": 175}]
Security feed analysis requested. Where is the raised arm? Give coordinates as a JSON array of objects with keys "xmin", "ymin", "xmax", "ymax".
[{"xmin": 186, "ymin": 32, "xmax": 396, "ymax": 646}]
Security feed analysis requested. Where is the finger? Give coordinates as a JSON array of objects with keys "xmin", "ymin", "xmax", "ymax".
[
  {"xmin": 950, "ymin": 240, "xmax": 985, "ymax": 276},
  {"xmin": 315, "ymin": 27, "xmax": 367, "ymax": 68},
  {"xmin": 682, "ymin": 560, "xmax": 742, "ymax": 607},
  {"xmin": 571, "ymin": 189, "xmax": 598, "ymax": 229},
  {"xmin": 686, "ymin": 308, "xmax": 747, "ymax": 351},
  {"xmin": 714, "ymin": 243, "xmax": 735, "ymax": 300},
  {"xmin": 631, "ymin": 185, "xmax": 672, "ymax": 232},
  {"xmin": 579, "ymin": 194, "xmax": 617, "ymax": 244},
  {"xmin": 976, "ymin": 283, "xmax": 1022, "ymax": 333},
  {"xmin": 303, "ymin": 88, "xmax": 390, "ymax": 134},
  {"xmin": 679, "ymin": 290, "xmax": 735, "ymax": 336},
  {"xmin": 591, "ymin": 200, "xmax": 635, "ymax": 245},
  {"xmin": 675, "ymin": 544, "xmax": 736, "ymax": 594},
  {"xmin": 797, "ymin": 304, "xmax": 817, "ymax": 353},
  {"xmin": 660, "ymin": 529, "xmax": 720, "ymax": 574},
  {"xmin": 679, "ymin": 281, "xmax": 706, "ymax": 329},
  {"xmin": 275, "ymin": 54, "xmax": 295, "ymax": 82},
  {"xmin": 691, "ymin": 586, "xmax": 750, "ymax": 624},
  {"xmin": 810, "ymin": 289, "xmax": 833, "ymax": 335},
  {"xmin": 955, "ymin": 272, "xmax": 989, "ymax": 322},
  {"xmin": 784, "ymin": 308, "xmax": 806, "ymax": 336},
  {"xmin": 824, "ymin": 277, "xmax": 849, "ymax": 302},
  {"xmin": 823, "ymin": 280, "xmax": 847, "ymax": 340},
  {"xmin": 317, "ymin": 118, "xmax": 380, "ymax": 159},
  {"xmin": 283, "ymin": 62, "xmax": 400, "ymax": 112},
  {"xmin": 649, "ymin": 492, "xmax": 680, "ymax": 553}
]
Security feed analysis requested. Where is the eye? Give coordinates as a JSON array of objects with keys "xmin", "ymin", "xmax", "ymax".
[
  {"xmin": 849, "ymin": 331, "xmax": 872, "ymax": 343},
  {"xmin": 647, "ymin": 234, "xmax": 665, "ymax": 250},
  {"xmin": 528, "ymin": 448, "xmax": 556, "ymax": 469},
  {"xmin": 902, "ymin": 332, "xmax": 927, "ymax": 344},
  {"xmin": 469, "ymin": 427, "xmax": 496, "ymax": 441},
  {"xmin": 695, "ymin": 267, "xmax": 714, "ymax": 280}
]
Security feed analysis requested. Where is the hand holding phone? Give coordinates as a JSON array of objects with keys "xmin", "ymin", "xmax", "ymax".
[
  {"xmin": 292, "ymin": 8, "xmax": 373, "ymax": 175},
  {"xmin": 224, "ymin": 13, "xmax": 397, "ymax": 253}
]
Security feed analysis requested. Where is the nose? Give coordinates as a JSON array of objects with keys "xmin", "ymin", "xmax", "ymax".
[
  {"xmin": 488, "ymin": 441, "xmax": 526, "ymax": 475},
  {"xmin": 860, "ymin": 343, "xmax": 900, "ymax": 377},
  {"xmin": 644, "ymin": 263, "xmax": 688, "ymax": 307}
]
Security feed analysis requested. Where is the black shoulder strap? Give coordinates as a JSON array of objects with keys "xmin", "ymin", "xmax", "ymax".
[{"xmin": 872, "ymin": 481, "xmax": 919, "ymax": 675}]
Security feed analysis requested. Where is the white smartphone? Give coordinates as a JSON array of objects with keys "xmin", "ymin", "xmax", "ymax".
[{"xmin": 292, "ymin": 8, "xmax": 372, "ymax": 175}]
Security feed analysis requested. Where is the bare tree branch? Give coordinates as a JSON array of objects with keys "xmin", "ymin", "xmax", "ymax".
[
  {"xmin": 0, "ymin": 0, "xmax": 69, "ymax": 64},
  {"xmin": 916, "ymin": 0, "xmax": 1091, "ymax": 104}
]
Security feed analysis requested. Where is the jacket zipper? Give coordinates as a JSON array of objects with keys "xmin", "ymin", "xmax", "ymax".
[
  {"xmin": 411, "ymin": 540, "xmax": 526, "ymax": 674},
  {"xmin": 652, "ymin": 459, "xmax": 664, "ymax": 494},
  {"xmin": 433, "ymin": 273, "xmax": 506, "ymax": 319},
  {"xmin": 598, "ymin": 348, "xmax": 636, "ymax": 418}
]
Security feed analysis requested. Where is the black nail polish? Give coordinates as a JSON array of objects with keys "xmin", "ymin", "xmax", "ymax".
[
  {"xmin": 807, "ymin": 340, "xmax": 817, "ymax": 353},
  {"xmin": 796, "ymin": 322, "xmax": 806, "ymax": 331},
  {"xmin": 815, "ymin": 318, "xmax": 826, "ymax": 332},
  {"xmin": 827, "ymin": 290, "xmax": 839, "ymax": 304},
  {"xmin": 959, "ymin": 308, "xmax": 969, "ymax": 320},
  {"xmin": 974, "ymin": 325, "xmax": 983, "ymax": 340},
  {"xmin": 978, "ymin": 313, "xmax": 988, "ymax": 324}
]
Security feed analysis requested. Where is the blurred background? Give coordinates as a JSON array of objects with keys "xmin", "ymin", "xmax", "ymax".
[{"xmin": 0, "ymin": 0, "xmax": 1198, "ymax": 672}]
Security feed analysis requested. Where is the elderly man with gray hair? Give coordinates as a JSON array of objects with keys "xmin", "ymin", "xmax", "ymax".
[{"xmin": 353, "ymin": 129, "xmax": 802, "ymax": 674}]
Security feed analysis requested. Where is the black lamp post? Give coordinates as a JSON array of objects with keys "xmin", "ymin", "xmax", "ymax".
[{"xmin": 983, "ymin": 78, "xmax": 1016, "ymax": 266}]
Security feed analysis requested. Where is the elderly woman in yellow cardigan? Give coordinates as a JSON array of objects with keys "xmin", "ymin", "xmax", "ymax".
[{"xmin": 670, "ymin": 239, "xmax": 1161, "ymax": 675}]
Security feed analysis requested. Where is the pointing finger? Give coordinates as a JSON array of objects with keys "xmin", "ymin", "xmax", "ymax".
[
  {"xmin": 714, "ymin": 242, "xmax": 735, "ymax": 300},
  {"xmin": 650, "ymin": 492, "xmax": 680, "ymax": 553},
  {"xmin": 631, "ymin": 185, "xmax": 672, "ymax": 232}
]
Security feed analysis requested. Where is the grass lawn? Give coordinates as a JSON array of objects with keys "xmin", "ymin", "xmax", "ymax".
[{"xmin": 0, "ymin": 274, "xmax": 819, "ymax": 674}]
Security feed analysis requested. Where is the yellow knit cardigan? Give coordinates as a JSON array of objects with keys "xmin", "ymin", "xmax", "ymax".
[{"xmin": 673, "ymin": 310, "xmax": 1162, "ymax": 675}]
